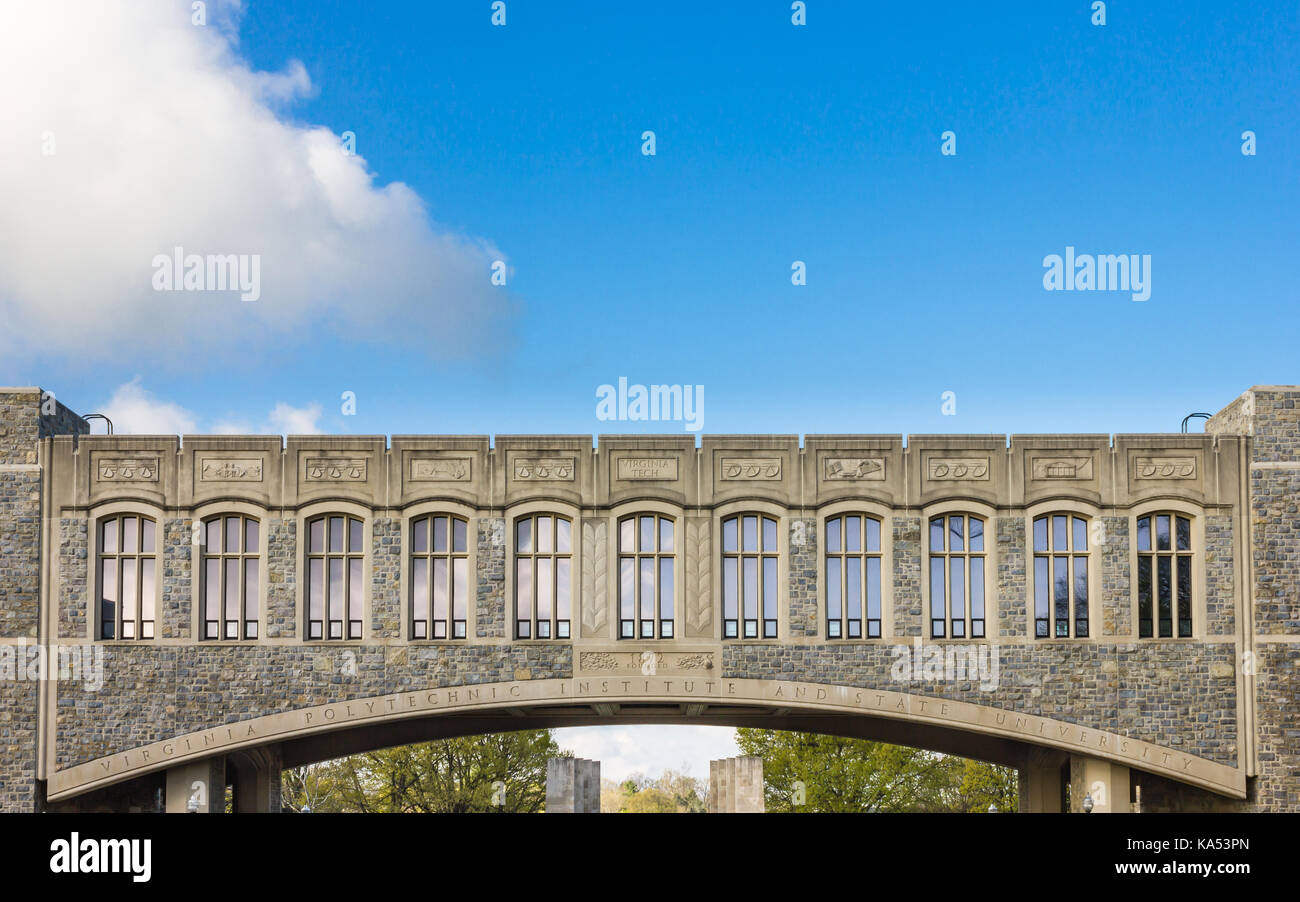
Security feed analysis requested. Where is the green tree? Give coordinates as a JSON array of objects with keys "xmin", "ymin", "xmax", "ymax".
[{"xmin": 280, "ymin": 729, "xmax": 562, "ymax": 813}]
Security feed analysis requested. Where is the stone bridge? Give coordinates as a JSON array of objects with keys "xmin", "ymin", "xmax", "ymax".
[{"xmin": 1, "ymin": 385, "xmax": 1296, "ymax": 812}]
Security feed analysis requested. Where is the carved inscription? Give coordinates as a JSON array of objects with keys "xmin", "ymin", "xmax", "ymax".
[
  {"xmin": 1134, "ymin": 456, "xmax": 1197, "ymax": 479},
  {"xmin": 410, "ymin": 458, "xmax": 471, "ymax": 482},
  {"xmin": 514, "ymin": 457, "xmax": 575, "ymax": 481},
  {"xmin": 199, "ymin": 458, "xmax": 263, "ymax": 482},
  {"xmin": 927, "ymin": 457, "xmax": 989, "ymax": 481},
  {"xmin": 721, "ymin": 457, "xmax": 781, "ymax": 480},
  {"xmin": 617, "ymin": 457, "xmax": 679, "ymax": 481},
  {"xmin": 305, "ymin": 458, "xmax": 367, "ymax": 481},
  {"xmin": 824, "ymin": 457, "xmax": 885, "ymax": 481},
  {"xmin": 96, "ymin": 458, "xmax": 159, "ymax": 482},
  {"xmin": 1030, "ymin": 457, "xmax": 1094, "ymax": 480}
]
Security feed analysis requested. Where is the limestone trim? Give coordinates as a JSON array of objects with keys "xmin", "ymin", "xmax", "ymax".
[
  {"xmin": 294, "ymin": 499, "xmax": 373, "ymax": 644},
  {"xmin": 604, "ymin": 498, "xmax": 687, "ymax": 643},
  {"xmin": 503, "ymin": 499, "xmax": 583, "ymax": 643},
  {"xmin": 82, "ymin": 500, "xmax": 168, "ymax": 645},
  {"xmin": 815, "ymin": 498, "xmax": 896, "ymax": 642},
  {"xmin": 1126, "ymin": 498, "xmax": 1209, "ymax": 642},
  {"xmin": 711, "ymin": 498, "xmax": 790, "ymax": 643},
  {"xmin": 190, "ymin": 499, "xmax": 271, "ymax": 644},
  {"xmin": 1024, "ymin": 498, "xmax": 1102, "ymax": 642},
  {"xmin": 44, "ymin": 677, "xmax": 1247, "ymax": 803},
  {"xmin": 399, "ymin": 498, "xmax": 480, "ymax": 644},
  {"xmin": 919, "ymin": 498, "xmax": 999, "ymax": 642}
]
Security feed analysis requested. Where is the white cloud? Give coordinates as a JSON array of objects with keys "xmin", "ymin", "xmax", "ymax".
[
  {"xmin": 0, "ymin": 1, "xmax": 514, "ymax": 364},
  {"xmin": 100, "ymin": 379, "xmax": 320, "ymax": 436},
  {"xmin": 102, "ymin": 378, "xmax": 199, "ymax": 435},
  {"xmin": 552, "ymin": 726, "xmax": 739, "ymax": 784}
]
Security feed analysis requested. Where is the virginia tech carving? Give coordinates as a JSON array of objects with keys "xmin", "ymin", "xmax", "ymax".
[{"xmin": 617, "ymin": 457, "xmax": 678, "ymax": 480}]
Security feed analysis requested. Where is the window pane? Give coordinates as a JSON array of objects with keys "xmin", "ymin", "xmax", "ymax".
[
  {"xmin": 434, "ymin": 558, "xmax": 450, "ymax": 622},
  {"xmin": 204, "ymin": 558, "xmax": 219, "ymax": 620},
  {"xmin": 1176, "ymin": 517, "xmax": 1191, "ymax": 552},
  {"xmin": 538, "ymin": 558, "xmax": 553, "ymax": 620},
  {"xmin": 657, "ymin": 558, "xmax": 672, "ymax": 620},
  {"xmin": 826, "ymin": 517, "xmax": 841, "ymax": 553},
  {"xmin": 517, "ymin": 518, "xmax": 533, "ymax": 554},
  {"xmin": 763, "ymin": 558, "xmax": 777, "ymax": 620},
  {"xmin": 122, "ymin": 517, "xmax": 138, "ymax": 553},
  {"xmin": 723, "ymin": 558, "xmax": 737, "ymax": 619},
  {"xmin": 1054, "ymin": 556, "xmax": 1069, "ymax": 626},
  {"xmin": 1157, "ymin": 556, "xmax": 1172, "ymax": 636},
  {"xmin": 743, "ymin": 517, "xmax": 757, "ymax": 552},
  {"xmin": 102, "ymin": 558, "xmax": 118, "ymax": 617},
  {"xmin": 348, "ymin": 559, "xmax": 362, "ymax": 622},
  {"xmin": 845, "ymin": 516, "xmax": 861, "ymax": 553},
  {"xmin": 621, "ymin": 518, "xmax": 635, "ymax": 552},
  {"xmin": 1034, "ymin": 556, "xmax": 1049, "ymax": 627},
  {"xmin": 538, "ymin": 516, "xmax": 553, "ymax": 553},
  {"xmin": 140, "ymin": 558, "xmax": 155, "ymax": 621},
  {"xmin": 328, "ymin": 517, "xmax": 344, "ymax": 553},
  {"xmin": 930, "ymin": 518, "xmax": 945, "ymax": 552},
  {"xmin": 243, "ymin": 558, "xmax": 257, "ymax": 621},
  {"xmin": 659, "ymin": 518, "xmax": 674, "ymax": 553},
  {"xmin": 968, "ymin": 517, "xmax": 983, "ymax": 552},
  {"xmin": 949, "ymin": 516, "xmax": 964, "ymax": 552},
  {"xmin": 413, "ymin": 557, "xmax": 430, "ymax": 624},
  {"xmin": 1177, "ymin": 555, "xmax": 1191, "ymax": 636},
  {"xmin": 1137, "ymin": 556, "xmax": 1152, "ymax": 637},
  {"xmin": 308, "ymin": 559, "xmax": 323, "ymax": 620},
  {"xmin": 454, "ymin": 518, "xmax": 468, "ymax": 554},
  {"xmin": 640, "ymin": 516, "xmax": 655, "ymax": 553},
  {"xmin": 1033, "ymin": 517, "xmax": 1047, "ymax": 553},
  {"xmin": 226, "ymin": 517, "xmax": 241, "ymax": 555},
  {"xmin": 1073, "ymin": 555, "xmax": 1088, "ymax": 624},
  {"xmin": 743, "ymin": 558, "xmax": 758, "ymax": 618},
  {"xmin": 349, "ymin": 519, "xmax": 363, "ymax": 554},
  {"xmin": 556, "ymin": 518, "xmax": 571, "ymax": 553},
  {"xmin": 949, "ymin": 555, "xmax": 964, "ymax": 620},
  {"xmin": 1073, "ymin": 517, "xmax": 1087, "ymax": 552},
  {"xmin": 930, "ymin": 557, "xmax": 945, "ymax": 622},
  {"xmin": 433, "ymin": 517, "xmax": 447, "ymax": 553},
  {"xmin": 142, "ymin": 519, "xmax": 156, "ymax": 554},
  {"xmin": 244, "ymin": 519, "xmax": 258, "ymax": 554},
  {"xmin": 763, "ymin": 518, "xmax": 777, "ymax": 552},
  {"xmin": 1052, "ymin": 515, "xmax": 1067, "ymax": 551},
  {"xmin": 865, "ymin": 517, "xmax": 881, "ymax": 553},
  {"xmin": 1137, "ymin": 517, "xmax": 1150, "ymax": 552},
  {"xmin": 413, "ymin": 517, "xmax": 428, "ymax": 554},
  {"xmin": 329, "ymin": 559, "xmax": 344, "ymax": 622},
  {"xmin": 454, "ymin": 558, "xmax": 470, "ymax": 621},
  {"xmin": 970, "ymin": 558, "xmax": 984, "ymax": 619},
  {"xmin": 553, "ymin": 558, "xmax": 568, "ymax": 620},
  {"xmin": 121, "ymin": 558, "xmax": 137, "ymax": 622},
  {"xmin": 845, "ymin": 557, "xmax": 861, "ymax": 620},
  {"xmin": 102, "ymin": 518, "xmax": 118, "ymax": 554},
  {"xmin": 224, "ymin": 557, "xmax": 239, "ymax": 624},
  {"xmin": 309, "ymin": 518, "xmax": 324, "ymax": 554},
  {"xmin": 517, "ymin": 559, "xmax": 533, "ymax": 619},
  {"xmin": 866, "ymin": 558, "xmax": 881, "ymax": 620},
  {"xmin": 621, "ymin": 558, "xmax": 635, "ymax": 621},
  {"xmin": 1156, "ymin": 515, "xmax": 1171, "ymax": 551},
  {"xmin": 639, "ymin": 558, "xmax": 654, "ymax": 622},
  {"xmin": 826, "ymin": 559, "xmax": 841, "ymax": 620},
  {"xmin": 722, "ymin": 518, "xmax": 737, "ymax": 553}
]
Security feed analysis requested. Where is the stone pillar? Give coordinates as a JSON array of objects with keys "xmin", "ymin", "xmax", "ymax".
[
  {"xmin": 165, "ymin": 757, "xmax": 227, "ymax": 813},
  {"xmin": 230, "ymin": 746, "xmax": 283, "ymax": 813},
  {"xmin": 1069, "ymin": 755, "xmax": 1130, "ymax": 813},
  {"xmin": 546, "ymin": 757, "xmax": 600, "ymax": 813},
  {"xmin": 1018, "ymin": 748, "xmax": 1066, "ymax": 813},
  {"xmin": 709, "ymin": 756, "xmax": 764, "ymax": 812}
]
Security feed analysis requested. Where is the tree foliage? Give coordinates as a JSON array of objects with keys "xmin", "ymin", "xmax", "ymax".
[
  {"xmin": 601, "ymin": 767, "xmax": 707, "ymax": 813},
  {"xmin": 735, "ymin": 728, "xmax": 1018, "ymax": 813},
  {"xmin": 281, "ymin": 729, "xmax": 561, "ymax": 813}
]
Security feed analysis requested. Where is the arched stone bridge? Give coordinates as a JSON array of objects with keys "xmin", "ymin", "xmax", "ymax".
[{"xmin": 1, "ymin": 385, "xmax": 1296, "ymax": 812}]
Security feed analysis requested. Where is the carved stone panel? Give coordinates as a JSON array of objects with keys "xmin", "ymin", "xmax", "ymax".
[
  {"xmin": 95, "ymin": 457, "xmax": 160, "ymax": 482},
  {"xmin": 686, "ymin": 518, "xmax": 712, "ymax": 635},
  {"xmin": 513, "ymin": 457, "xmax": 575, "ymax": 481},
  {"xmin": 823, "ymin": 457, "xmax": 885, "ymax": 481},
  {"xmin": 581, "ymin": 520, "xmax": 608, "ymax": 636},
  {"xmin": 616, "ymin": 457, "xmax": 679, "ymax": 481},
  {"xmin": 198, "ymin": 458, "xmax": 264, "ymax": 482},
  {"xmin": 1030, "ymin": 456, "xmax": 1094, "ymax": 480},
  {"xmin": 304, "ymin": 457, "xmax": 367, "ymax": 481},
  {"xmin": 1134, "ymin": 456, "xmax": 1197, "ymax": 479},
  {"xmin": 720, "ymin": 458, "xmax": 781, "ymax": 480},
  {"xmin": 927, "ymin": 457, "xmax": 990, "ymax": 481},
  {"xmin": 409, "ymin": 458, "xmax": 471, "ymax": 482},
  {"xmin": 576, "ymin": 649, "xmax": 716, "ymax": 676}
]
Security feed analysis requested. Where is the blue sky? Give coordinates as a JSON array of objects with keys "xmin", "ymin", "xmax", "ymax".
[{"xmin": 2, "ymin": 0, "xmax": 1296, "ymax": 779}]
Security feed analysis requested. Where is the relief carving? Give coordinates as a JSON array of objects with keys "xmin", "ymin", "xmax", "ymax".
[
  {"xmin": 581, "ymin": 520, "xmax": 608, "ymax": 634},
  {"xmin": 686, "ymin": 519, "xmax": 712, "ymax": 632},
  {"xmin": 410, "ymin": 458, "xmax": 471, "ymax": 482},
  {"xmin": 824, "ymin": 457, "xmax": 884, "ymax": 481},
  {"xmin": 199, "ymin": 458, "xmax": 263, "ymax": 482},
  {"xmin": 579, "ymin": 652, "xmax": 619, "ymax": 672},
  {"xmin": 1134, "ymin": 456, "xmax": 1197, "ymax": 479},
  {"xmin": 927, "ymin": 457, "xmax": 989, "ymax": 481},
  {"xmin": 96, "ymin": 457, "xmax": 160, "ymax": 482},
  {"xmin": 721, "ymin": 457, "xmax": 781, "ymax": 480},
  {"xmin": 617, "ymin": 457, "xmax": 679, "ymax": 481},
  {"xmin": 1030, "ymin": 457, "xmax": 1094, "ymax": 480},
  {"xmin": 304, "ymin": 458, "xmax": 367, "ymax": 481},
  {"xmin": 514, "ymin": 457, "xmax": 575, "ymax": 481}
]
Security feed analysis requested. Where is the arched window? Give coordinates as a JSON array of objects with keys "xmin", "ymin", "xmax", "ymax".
[
  {"xmin": 306, "ymin": 515, "xmax": 364, "ymax": 640},
  {"xmin": 721, "ymin": 514, "xmax": 778, "ymax": 639},
  {"xmin": 98, "ymin": 514, "xmax": 156, "ymax": 640},
  {"xmin": 1033, "ymin": 514, "xmax": 1089, "ymax": 638},
  {"xmin": 618, "ymin": 514, "xmax": 675, "ymax": 639},
  {"xmin": 928, "ymin": 514, "xmax": 985, "ymax": 639},
  {"xmin": 411, "ymin": 515, "xmax": 468, "ymax": 639},
  {"xmin": 825, "ymin": 514, "xmax": 882, "ymax": 639},
  {"xmin": 201, "ymin": 515, "xmax": 260, "ymax": 640},
  {"xmin": 514, "ymin": 514, "xmax": 572, "ymax": 639},
  {"xmin": 1137, "ymin": 513, "xmax": 1193, "ymax": 638}
]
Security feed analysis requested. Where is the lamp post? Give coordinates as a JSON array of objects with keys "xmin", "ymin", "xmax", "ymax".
[{"xmin": 1082, "ymin": 791, "xmax": 1095, "ymax": 813}]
